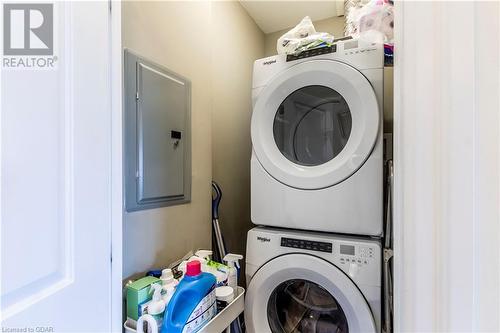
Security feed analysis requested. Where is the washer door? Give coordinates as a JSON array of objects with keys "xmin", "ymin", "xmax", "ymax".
[
  {"xmin": 245, "ymin": 254, "xmax": 376, "ymax": 333},
  {"xmin": 251, "ymin": 60, "xmax": 379, "ymax": 189}
]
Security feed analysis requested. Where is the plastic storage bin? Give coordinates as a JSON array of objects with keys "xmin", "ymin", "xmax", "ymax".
[{"xmin": 124, "ymin": 287, "xmax": 245, "ymax": 333}]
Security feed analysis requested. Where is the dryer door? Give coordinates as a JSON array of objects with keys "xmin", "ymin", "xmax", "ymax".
[
  {"xmin": 251, "ymin": 60, "xmax": 379, "ymax": 189},
  {"xmin": 245, "ymin": 254, "xmax": 376, "ymax": 333}
]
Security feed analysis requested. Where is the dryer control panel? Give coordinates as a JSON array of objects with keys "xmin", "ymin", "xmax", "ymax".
[{"xmin": 286, "ymin": 45, "xmax": 337, "ymax": 62}]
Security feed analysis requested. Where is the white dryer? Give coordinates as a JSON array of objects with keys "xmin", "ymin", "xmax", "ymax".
[
  {"xmin": 251, "ymin": 39, "xmax": 384, "ymax": 236},
  {"xmin": 245, "ymin": 227, "xmax": 382, "ymax": 333}
]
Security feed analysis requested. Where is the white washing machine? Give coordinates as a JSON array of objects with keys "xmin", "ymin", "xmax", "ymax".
[
  {"xmin": 245, "ymin": 227, "xmax": 382, "ymax": 333},
  {"xmin": 251, "ymin": 39, "xmax": 384, "ymax": 236}
]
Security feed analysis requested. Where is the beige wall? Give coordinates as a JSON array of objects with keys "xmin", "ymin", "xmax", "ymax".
[
  {"xmin": 122, "ymin": 1, "xmax": 213, "ymax": 278},
  {"xmin": 121, "ymin": 2, "xmax": 391, "ymax": 278},
  {"xmin": 264, "ymin": 16, "xmax": 345, "ymax": 57},
  {"xmin": 211, "ymin": 2, "xmax": 265, "ymax": 261},
  {"xmin": 122, "ymin": 1, "xmax": 264, "ymax": 278}
]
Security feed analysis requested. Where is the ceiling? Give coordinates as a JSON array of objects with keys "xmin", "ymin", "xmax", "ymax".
[{"xmin": 239, "ymin": 1, "xmax": 345, "ymax": 34}]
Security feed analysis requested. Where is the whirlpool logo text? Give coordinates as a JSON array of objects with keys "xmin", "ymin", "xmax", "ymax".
[
  {"xmin": 262, "ymin": 59, "xmax": 276, "ymax": 66},
  {"xmin": 257, "ymin": 236, "xmax": 271, "ymax": 243}
]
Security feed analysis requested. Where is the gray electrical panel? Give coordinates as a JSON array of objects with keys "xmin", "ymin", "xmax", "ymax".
[{"xmin": 124, "ymin": 50, "xmax": 191, "ymax": 211}]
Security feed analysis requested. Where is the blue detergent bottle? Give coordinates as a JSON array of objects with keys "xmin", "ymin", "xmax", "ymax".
[{"xmin": 162, "ymin": 260, "xmax": 217, "ymax": 333}]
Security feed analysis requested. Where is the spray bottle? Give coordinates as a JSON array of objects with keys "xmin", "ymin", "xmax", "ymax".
[
  {"xmin": 194, "ymin": 249, "xmax": 213, "ymax": 261},
  {"xmin": 223, "ymin": 254, "xmax": 243, "ymax": 297},
  {"xmin": 137, "ymin": 283, "xmax": 165, "ymax": 333},
  {"xmin": 149, "ymin": 283, "xmax": 166, "ymax": 326}
]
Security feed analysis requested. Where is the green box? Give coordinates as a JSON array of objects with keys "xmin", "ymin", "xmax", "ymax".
[{"xmin": 126, "ymin": 276, "xmax": 161, "ymax": 320}]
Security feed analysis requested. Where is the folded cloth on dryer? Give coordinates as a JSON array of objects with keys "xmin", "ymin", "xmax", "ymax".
[{"xmin": 277, "ymin": 16, "xmax": 334, "ymax": 55}]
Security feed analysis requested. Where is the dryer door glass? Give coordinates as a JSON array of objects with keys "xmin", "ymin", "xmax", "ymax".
[
  {"xmin": 267, "ymin": 279, "xmax": 349, "ymax": 333},
  {"xmin": 273, "ymin": 85, "xmax": 352, "ymax": 166}
]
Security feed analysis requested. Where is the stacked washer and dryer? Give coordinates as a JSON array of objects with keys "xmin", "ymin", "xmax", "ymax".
[{"xmin": 245, "ymin": 38, "xmax": 385, "ymax": 333}]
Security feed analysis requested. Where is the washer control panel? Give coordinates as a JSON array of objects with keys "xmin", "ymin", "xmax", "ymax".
[
  {"xmin": 247, "ymin": 227, "xmax": 382, "ymax": 287},
  {"xmin": 281, "ymin": 237, "xmax": 333, "ymax": 253},
  {"xmin": 338, "ymin": 243, "xmax": 375, "ymax": 266}
]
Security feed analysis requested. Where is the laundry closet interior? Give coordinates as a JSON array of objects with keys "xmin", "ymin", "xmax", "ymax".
[
  {"xmin": 4, "ymin": 1, "xmax": 500, "ymax": 332},
  {"xmin": 120, "ymin": 1, "xmax": 394, "ymax": 333}
]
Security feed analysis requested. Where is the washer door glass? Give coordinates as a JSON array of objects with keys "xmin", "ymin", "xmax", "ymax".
[
  {"xmin": 273, "ymin": 86, "xmax": 352, "ymax": 167},
  {"xmin": 267, "ymin": 279, "xmax": 349, "ymax": 333}
]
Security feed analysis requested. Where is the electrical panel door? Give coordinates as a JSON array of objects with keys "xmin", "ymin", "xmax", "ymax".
[{"xmin": 125, "ymin": 50, "xmax": 191, "ymax": 211}]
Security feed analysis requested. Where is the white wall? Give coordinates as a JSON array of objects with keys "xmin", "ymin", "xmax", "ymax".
[
  {"xmin": 394, "ymin": 1, "xmax": 500, "ymax": 331},
  {"xmin": 211, "ymin": 2, "xmax": 265, "ymax": 260}
]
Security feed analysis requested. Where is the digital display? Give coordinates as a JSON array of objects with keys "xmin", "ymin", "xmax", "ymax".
[{"xmin": 340, "ymin": 244, "xmax": 355, "ymax": 255}]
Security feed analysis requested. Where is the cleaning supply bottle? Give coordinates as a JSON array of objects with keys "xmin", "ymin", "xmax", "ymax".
[
  {"xmin": 162, "ymin": 282, "xmax": 176, "ymax": 306},
  {"xmin": 194, "ymin": 249, "xmax": 213, "ymax": 261},
  {"xmin": 136, "ymin": 314, "xmax": 159, "ymax": 333},
  {"xmin": 161, "ymin": 269, "xmax": 178, "ymax": 306},
  {"xmin": 223, "ymin": 254, "xmax": 243, "ymax": 296},
  {"xmin": 177, "ymin": 250, "xmax": 228, "ymax": 285},
  {"xmin": 162, "ymin": 260, "xmax": 217, "ymax": 333},
  {"xmin": 146, "ymin": 283, "xmax": 166, "ymax": 331},
  {"xmin": 160, "ymin": 268, "xmax": 179, "ymax": 289},
  {"xmin": 177, "ymin": 250, "xmax": 212, "ymax": 279},
  {"xmin": 205, "ymin": 260, "xmax": 229, "ymax": 287}
]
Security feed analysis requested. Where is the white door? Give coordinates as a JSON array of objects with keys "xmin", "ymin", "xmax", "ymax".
[
  {"xmin": 251, "ymin": 60, "xmax": 379, "ymax": 189},
  {"xmin": 245, "ymin": 254, "xmax": 376, "ymax": 332},
  {"xmin": 1, "ymin": 2, "xmax": 115, "ymax": 331}
]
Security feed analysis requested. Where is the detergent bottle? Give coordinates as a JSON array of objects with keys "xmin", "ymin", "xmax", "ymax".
[{"xmin": 162, "ymin": 260, "xmax": 217, "ymax": 333}]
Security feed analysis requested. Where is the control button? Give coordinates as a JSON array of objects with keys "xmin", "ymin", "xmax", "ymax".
[{"xmin": 348, "ymin": 263, "xmax": 359, "ymax": 278}]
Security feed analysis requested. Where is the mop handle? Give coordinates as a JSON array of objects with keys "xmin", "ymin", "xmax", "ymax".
[{"xmin": 212, "ymin": 182, "xmax": 222, "ymax": 220}]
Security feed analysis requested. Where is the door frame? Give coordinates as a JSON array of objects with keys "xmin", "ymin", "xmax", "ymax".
[
  {"xmin": 110, "ymin": 1, "xmax": 123, "ymax": 332},
  {"xmin": 393, "ymin": 1, "xmax": 500, "ymax": 331}
]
